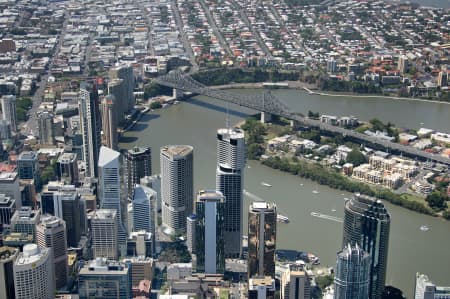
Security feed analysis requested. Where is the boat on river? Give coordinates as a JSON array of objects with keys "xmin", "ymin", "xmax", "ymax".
[
  {"xmin": 277, "ymin": 214, "xmax": 289, "ymax": 223},
  {"xmin": 420, "ymin": 225, "xmax": 430, "ymax": 232},
  {"xmin": 261, "ymin": 182, "xmax": 272, "ymax": 187}
]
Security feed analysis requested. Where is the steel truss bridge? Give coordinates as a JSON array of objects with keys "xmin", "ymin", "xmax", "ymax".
[{"xmin": 153, "ymin": 71, "xmax": 450, "ymax": 166}]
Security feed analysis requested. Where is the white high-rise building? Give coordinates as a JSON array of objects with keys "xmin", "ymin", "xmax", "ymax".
[
  {"xmin": 13, "ymin": 244, "xmax": 54, "ymax": 299},
  {"xmin": 216, "ymin": 128, "xmax": 245, "ymax": 258},
  {"xmin": 132, "ymin": 184, "xmax": 156, "ymax": 234},
  {"xmin": 98, "ymin": 146, "xmax": 127, "ymax": 244},
  {"xmin": 161, "ymin": 145, "xmax": 193, "ymax": 234},
  {"xmin": 1, "ymin": 95, "xmax": 17, "ymax": 132},
  {"xmin": 36, "ymin": 215, "xmax": 68, "ymax": 289},
  {"xmin": 91, "ymin": 209, "xmax": 118, "ymax": 260},
  {"xmin": 79, "ymin": 82, "xmax": 101, "ymax": 178}
]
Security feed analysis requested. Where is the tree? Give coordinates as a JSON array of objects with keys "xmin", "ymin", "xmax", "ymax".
[
  {"xmin": 382, "ymin": 286, "xmax": 406, "ymax": 299},
  {"xmin": 150, "ymin": 101, "xmax": 162, "ymax": 109},
  {"xmin": 315, "ymin": 275, "xmax": 333, "ymax": 291},
  {"xmin": 346, "ymin": 149, "xmax": 367, "ymax": 166},
  {"xmin": 426, "ymin": 192, "xmax": 449, "ymax": 210}
]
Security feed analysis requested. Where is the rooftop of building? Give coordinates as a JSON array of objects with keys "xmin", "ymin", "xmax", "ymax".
[
  {"xmin": 250, "ymin": 201, "xmax": 276, "ymax": 212},
  {"xmin": 93, "ymin": 209, "xmax": 117, "ymax": 220},
  {"xmin": 0, "ymin": 171, "xmax": 17, "ymax": 180},
  {"xmin": 80, "ymin": 258, "xmax": 129, "ymax": 274},
  {"xmin": 18, "ymin": 151, "xmax": 37, "ymax": 160},
  {"xmin": 217, "ymin": 127, "xmax": 245, "ymax": 139},
  {"xmin": 128, "ymin": 146, "xmax": 151, "ymax": 156},
  {"xmin": 197, "ymin": 190, "xmax": 225, "ymax": 202},
  {"xmin": 58, "ymin": 152, "xmax": 77, "ymax": 162},
  {"xmin": 98, "ymin": 146, "xmax": 121, "ymax": 166},
  {"xmin": 161, "ymin": 145, "xmax": 193, "ymax": 159},
  {"xmin": 0, "ymin": 194, "xmax": 13, "ymax": 206},
  {"xmin": 0, "ymin": 246, "xmax": 19, "ymax": 261},
  {"xmin": 15, "ymin": 244, "xmax": 49, "ymax": 266},
  {"xmin": 39, "ymin": 214, "xmax": 64, "ymax": 228},
  {"xmin": 3, "ymin": 232, "xmax": 34, "ymax": 243}
]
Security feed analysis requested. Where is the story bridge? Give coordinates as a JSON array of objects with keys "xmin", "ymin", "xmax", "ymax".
[{"xmin": 152, "ymin": 70, "xmax": 450, "ymax": 166}]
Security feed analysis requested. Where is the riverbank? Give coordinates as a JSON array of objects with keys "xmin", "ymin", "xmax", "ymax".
[
  {"xmin": 240, "ymin": 118, "xmax": 449, "ymax": 219},
  {"xmin": 208, "ymin": 81, "xmax": 450, "ymax": 105}
]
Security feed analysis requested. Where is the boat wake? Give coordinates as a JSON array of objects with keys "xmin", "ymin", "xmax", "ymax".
[{"xmin": 310, "ymin": 212, "xmax": 343, "ymax": 223}]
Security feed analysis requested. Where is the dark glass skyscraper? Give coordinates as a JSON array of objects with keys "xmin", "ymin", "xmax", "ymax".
[
  {"xmin": 342, "ymin": 194, "xmax": 391, "ymax": 299},
  {"xmin": 195, "ymin": 190, "xmax": 225, "ymax": 274},
  {"xmin": 79, "ymin": 82, "xmax": 101, "ymax": 178},
  {"xmin": 216, "ymin": 127, "xmax": 245, "ymax": 258},
  {"xmin": 248, "ymin": 201, "xmax": 277, "ymax": 280},
  {"xmin": 126, "ymin": 146, "xmax": 152, "ymax": 199}
]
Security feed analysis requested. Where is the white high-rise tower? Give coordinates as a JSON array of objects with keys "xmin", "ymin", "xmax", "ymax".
[
  {"xmin": 160, "ymin": 145, "xmax": 193, "ymax": 234},
  {"xmin": 98, "ymin": 146, "xmax": 127, "ymax": 245},
  {"xmin": 215, "ymin": 127, "xmax": 245, "ymax": 257},
  {"xmin": 13, "ymin": 244, "xmax": 54, "ymax": 299}
]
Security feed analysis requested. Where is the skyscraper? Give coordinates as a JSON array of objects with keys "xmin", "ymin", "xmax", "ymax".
[
  {"xmin": 160, "ymin": 145, "xmax": 193, "ymax": 234},
  {"xmin": 334, "ymin": 244, "xmax": 370, "ymax": 299},
  {"xmin": 56, "ymin": 153, "xmax": 79, "ymax": 185},
  {"xmin": 79, "ymin": 82, "xmax": 101, "ymax": 178},
  {"xmin": 0, "ymin": 172, "xmax": 20, "ymax": 205},
  {"xmin": 215, "ymin": 127, "xmax": 245, "ymax": 258},
  {"xmin": 101, "ymin": 95, "xmax": 118, "ymax": 150},
  {"xmin": 132, "ymin": 184, "xmax": 156, "ymax": 234},
  {"xmin": 78, "ymin": 258, "xmax": 132, "ymax": 299},
  {"xmin": 0, "ymin": 246, "xmax": 19, "ymax": 299},
  {"xmin": 0, "ymin": 194, "xmax": 15, "ymax": 226},
  {"xmin": 248, "ymin": 201, "xmax": 277, "ymax": 280},
  {"xmin": 281, "ymin": 266, "xmax": 311, "ymax": 299},
  {"xmin": 40, "ymin": 183, "xmax": 84, "ymax": 247},
  {"xmin": 195, "ymin": 190, "xmax": 226, "ymax": 274},
  {"xmin": 186, "ymin": 214, "xmax": 196, "ymax": 254},
  {"xmin": 342, "ymin": 193, "xmax": 391, "ymax": 299},
  {"xmin": 126, "ymin": 146, "xmax": 152, "ymax": 199},
  {"xmin": 91, "ymin": 209, "xmax": 118, "ymax": 260},
  {"xmin": 17, "ymin": 151, "xmax": 39, "ymax": 185},
  {"xmin": 13, "ymin": 244, "xmax": 54, "ymax": 299},
  {"xmin": 10, "ymin": 207, "xmax": 40, "ymax": 239},
  {"xmin": 36, "ymin": 215, "xmax": 68, "ymax": 289},
  {"xmin": 1, "ymin": 95, "xmax": 17, "ymax": 132},
  {"xmin": 110, "ymin": 64, "xmax": 135, "ymax": 114},
  {"xmin": 37, "ymin": 110, "xmax": 54, "ymax": 145},
  {"xmin": 98, "ymin": 146, "xmax": 127, "ymax": 244}
]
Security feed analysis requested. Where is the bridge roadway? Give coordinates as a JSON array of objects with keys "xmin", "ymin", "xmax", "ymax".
[{"xmin": 152, "ymin": 73, "xmax": 450, "ymax": 166}]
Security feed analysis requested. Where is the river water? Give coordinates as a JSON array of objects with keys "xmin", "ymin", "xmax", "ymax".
[{"xmin": 120, "ymin": 91, "xmax": 450, "ymax": 297}]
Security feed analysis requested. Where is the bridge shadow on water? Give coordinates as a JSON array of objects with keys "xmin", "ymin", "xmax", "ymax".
[{"xmin": 185, "ymin": 97, "xmax": 253, "ymax": 119}]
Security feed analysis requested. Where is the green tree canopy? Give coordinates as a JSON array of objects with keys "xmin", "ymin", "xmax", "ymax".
[
  {"xmin": 426, "ymin": 191, "xmax": 449, "ymax": 210},
  {"xmin": 346, "ymin": 149, "xmax": 367, "ymax": 166}
]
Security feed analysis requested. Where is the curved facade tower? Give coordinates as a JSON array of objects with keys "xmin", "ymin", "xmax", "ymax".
[
  {"xmin": 342, "ymin": 194, "xmax": 391, "ymax": 299},
  {"xmin": 161, "ymin": 145, "xmax": 193, "ymax": 234},
  {"xmin": 215, "ymin": 128, "xmax": 245, "ymax": 258},
  {"xmin": 334, "ymin": 244, "xmax": 370, "ymax": 299}
]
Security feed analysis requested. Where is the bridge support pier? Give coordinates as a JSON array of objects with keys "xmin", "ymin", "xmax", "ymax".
[
  {"xmin": 260, "ymin": 112, "xmax": 272, "ymax": 123},
  {"xmin": 172, "ymin": 88, "xmax": 182, "ymax": 99}
]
